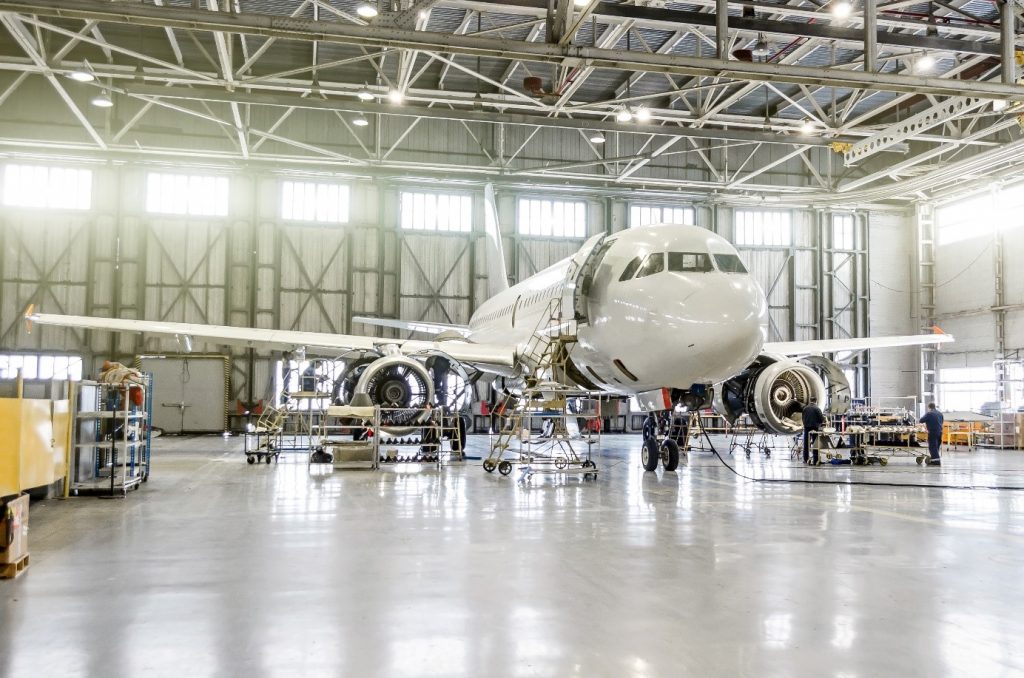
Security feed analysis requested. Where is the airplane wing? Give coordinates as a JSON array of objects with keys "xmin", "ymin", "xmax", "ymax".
[
  {"xmin": 351, "ymin": 316, "xmax": 471, "ymax": 337},
  {"xmin": 764, "ymin": 333, "xmax": 954, "ymax": 356},
  {"xmin": 26, "ymin": 310, "xmax": 515, "ymax": 368}
]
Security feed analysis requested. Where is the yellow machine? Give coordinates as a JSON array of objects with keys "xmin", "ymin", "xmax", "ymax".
[{"xmin": 0, "ymin": 375, "xmax": 71, "ymax": 497}]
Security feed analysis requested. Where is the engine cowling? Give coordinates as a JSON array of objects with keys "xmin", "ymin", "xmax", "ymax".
[
  {"xmin": 716, "ymin": 355, "xmax": 844, "ymax": 435},
  {"xmin": 353, "ymin": 355, "xmax": 434, "ymax": 427}
]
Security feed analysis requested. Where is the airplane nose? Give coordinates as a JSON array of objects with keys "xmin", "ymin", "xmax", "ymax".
[
  {"xmin": 660, "ymin": 276, "xmax": 766, "ymax": 383},
  {"xmin": 706, "ymin": 279, "xmax": 766, "ymax": 361}
]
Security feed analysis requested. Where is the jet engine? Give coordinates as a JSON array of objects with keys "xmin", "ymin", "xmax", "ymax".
[
  {"xmin": 353, "ymin": 355, "xmax": 434, "ymax": 427},
  {"xmin": 715, "ymin": 355, "xmax": 850, "ymax": 435}
]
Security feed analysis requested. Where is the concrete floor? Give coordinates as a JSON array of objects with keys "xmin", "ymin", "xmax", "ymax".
[{"xmin": 3, "ymin": 434, "xmax": 1024, "ymax": 678}]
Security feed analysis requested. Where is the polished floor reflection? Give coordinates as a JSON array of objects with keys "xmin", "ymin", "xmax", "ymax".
[{"xmin": 3, "ymin": 434, "xmax": 1024, "ymax": 677}]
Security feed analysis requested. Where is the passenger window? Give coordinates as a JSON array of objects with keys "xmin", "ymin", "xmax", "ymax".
[
  {"xmin": 714, "ymin": 253, "xmax": 748, "ymax": 274},
  {"xmin": 635, "ymin": 253, "xmax": 665, "ymax": 278},
  {"xmin": 619, "ymin": 256, "xmax": 642, "ymax": 281},
  {"xmin": 668, "ymin": 252, "xmax": 713, "ymax": 273}
]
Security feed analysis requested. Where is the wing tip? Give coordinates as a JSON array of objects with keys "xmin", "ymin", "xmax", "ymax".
[{"xmin": 23, "ymin": 304, "xmax": 35, "ymax": 334}]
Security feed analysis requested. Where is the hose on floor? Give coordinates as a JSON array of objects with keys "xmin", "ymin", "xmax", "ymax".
[{"xmin": 697, "ymin": 427, "xmax": 1024, "ymax": 492}]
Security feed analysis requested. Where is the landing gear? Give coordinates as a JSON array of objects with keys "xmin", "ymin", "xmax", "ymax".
[
  {"xmin": 641, "ymin": 437, "xmax": 660, "ymax": 472},
  {"xmin": 660, "ymin": 439, "xmax": 680, "ymax": 472},
  {"xmin": 642, "ymin": 414, "xmax": 658, "ymax": 441}
]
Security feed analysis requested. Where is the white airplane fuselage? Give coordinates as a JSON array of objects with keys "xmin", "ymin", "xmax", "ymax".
[{"xmin": 467, "ymin": 224, "xmax": 768, "ymax": 395}]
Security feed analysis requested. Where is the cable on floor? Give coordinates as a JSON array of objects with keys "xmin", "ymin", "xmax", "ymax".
[{"xmin": 696, "ymin": 427, "xmax": 1024, "ymax": 492}]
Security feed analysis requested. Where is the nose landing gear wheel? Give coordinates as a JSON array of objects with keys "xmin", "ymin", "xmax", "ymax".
[
  {"xmin": 641, "ymin": 437, "xmax": 660, "ymax": 472},
  {"xmin": 497, "ymin": 460, "xmax": 513, "ymax": 476},
  {"xmin": 660, "ymin": 439, "xmax": 681, "ymax": 472},
  {"xmin": 482, "ymin": 459, "xmax": 497, "ymax": 473}
]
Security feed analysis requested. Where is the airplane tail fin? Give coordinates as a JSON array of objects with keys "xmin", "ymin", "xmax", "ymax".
[{"xmin": 482, "ymin": 183, "xmax": 509, "ymax": 299}]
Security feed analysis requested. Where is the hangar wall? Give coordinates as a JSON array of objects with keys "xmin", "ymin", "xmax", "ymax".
[{"xmin": 0, "ymin": 163, "xmax": 909, "ymax": 409}]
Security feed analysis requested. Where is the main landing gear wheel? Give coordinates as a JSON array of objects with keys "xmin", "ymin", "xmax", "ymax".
[
  {"xmin": 497, "ymin": 460, "xmax": 513, "ymax": 476},
  {"xmin": 642, "ymin": 415, "xmax": 657, "ymax": 441},
  {"xmin": 641, "ymin": 437, "xmax": 660, "ymax": 472},
  {"xmin": 661, "ymin": 439, "xmax": 681, "ymax": 472},
  {"xmin": 483, "ymin": 459, "xmax": 497, "ymax": 473}
]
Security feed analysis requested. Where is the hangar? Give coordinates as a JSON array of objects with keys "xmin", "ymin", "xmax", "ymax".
[{"xmin": 0, "ymin": 0, "xmax": 1022, "ymax": 674}]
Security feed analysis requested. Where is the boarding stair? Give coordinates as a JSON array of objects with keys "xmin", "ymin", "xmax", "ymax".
[{"xmin": 482, "ymin": 298, "xmax": 599, "ymax": 481}]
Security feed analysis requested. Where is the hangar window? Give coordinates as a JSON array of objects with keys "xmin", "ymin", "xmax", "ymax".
[
  {"xmin": 936, "ymin": 367, "xmax": 997, "ymax": 412},
  {"xmin": 668, "ymin": 252, "xmax": 713, "ymax": 273},
  {"xmin": 2, "ymin": 164, "xmax": 92, "ymax": 210},
  {"xmin": 517, "ymin": 197, "xmax": 587, "ymax": 238},
  {"xmin": 0, "ymin": 354, "xmax": 83, "ymax": 381},
  {"xmin": 629, "ymin": 204, "xmax": 695, "ymax": 228},
  {"xmin": 281, "ymin": 180, "xmax": 350, "ymax": 224},
  {"xmin": 832, "ymin": 214, "xmax": 855, "ymax": 250},
  {"xmin": 635, "ymin": 252, "xmax": 665, "ymax": 278},
  {"xmin": 734, "ymin": 210, "xmax": 791, "ymax": 247},
  {"xmin": 400, "ymin": 191, "xmax": 472, "ymax": 232},
  {"xmin": 146, "ymin": 172, "xmax": 229, "ymax": 216}
]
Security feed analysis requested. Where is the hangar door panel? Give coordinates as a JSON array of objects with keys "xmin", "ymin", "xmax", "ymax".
[{"xmin": 138, "ymin": 356, "xmax": 228, "ymax": 433}]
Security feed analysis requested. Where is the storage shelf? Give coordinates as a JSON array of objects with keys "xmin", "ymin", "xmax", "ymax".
[{"xmin": 76, "ymin": 411, "xmax": 147, "ymax": 420}]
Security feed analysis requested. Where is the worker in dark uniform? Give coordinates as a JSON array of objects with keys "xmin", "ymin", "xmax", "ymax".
[
  {"xmin": 919, "ymin": 403, "xmax": 944, "ymax": 466},
  {"xmin": 802, "ymin": 402, "xmax": 825, "ymax": 465}
]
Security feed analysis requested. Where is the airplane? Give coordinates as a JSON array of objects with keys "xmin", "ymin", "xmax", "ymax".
[{"xmin": 25, "ymin": 185, "xmax": 953, "ymax": 472}]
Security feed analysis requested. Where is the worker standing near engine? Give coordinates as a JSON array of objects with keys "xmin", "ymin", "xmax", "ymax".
[
  {"xmin": 919, "ymin": 403, "xmax": 944, "ymax": 466},
  {"xmin": 801, "ymin": 402, "xmax": 825, "ymax": 465}
]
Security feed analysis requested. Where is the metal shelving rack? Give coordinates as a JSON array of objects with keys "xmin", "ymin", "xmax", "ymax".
[{"xmin": 71, "ymin": 375, "xmax": 153, "ymax": 497}]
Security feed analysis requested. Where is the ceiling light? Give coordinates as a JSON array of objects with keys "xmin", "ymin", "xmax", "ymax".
[
  {"xmin": 615, "ymin": 107, "xmax": 633, "ymax": 123},
  {"xmin": 388, "ymin": 89, "xmax": 404, "ymax": 104},
  {"xmin": 993, "ymin": 99, "xmax": 1009, "ymax": 112},
  {"xmin": 352, "ymin": 115, "xmax": 369, "ymax": 127},
  {"xmin": 752, "ymin": 33, "xmax": 769, "ymax": 56},
  {"xmin": 589, "ymin": 132, "xmax": 606, "ymax": 143},
  {"xmin": 68, "ymin": 70, "xmax": 94, "ymax": 83},
  {"xmin": 800, "ymin": 120, "xmax": 816, "ymax": 135},
  {"xmin": 357, "ymin": 89, "xmax": 374, "ymax": 101},
  {"xmin": 356, "ymin": 3, "xmax": 378, "ymax": 18},
  {"xmin": 831, "ymin": 0, "xmax": 852, "ymax": 19},
  {"xmin": 634, "ymin": 106, "xmax": 652, "ymax": 122},
  {"xmin": 573, "ymin": 0, "xmax": 591, "ymax": 6},
  {"xmin": 90, "ymin": 92, "xmax": 113, "ymax": 108},
  {"xmin": 915, "ymin": 54, "xmax": 936, "ymax": 72}
]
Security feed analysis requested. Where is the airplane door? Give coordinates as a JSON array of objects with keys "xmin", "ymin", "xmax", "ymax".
[{"xmin": 560, "ymin": 233, "xmax": 608, "ymax": 324}]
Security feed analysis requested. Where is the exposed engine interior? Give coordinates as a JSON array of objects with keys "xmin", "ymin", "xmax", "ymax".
[{"xmin": 715, "ymin": 355, "xmax": 851, "ymax": 435}]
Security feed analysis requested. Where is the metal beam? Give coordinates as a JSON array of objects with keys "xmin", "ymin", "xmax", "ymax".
[
  {"xmin": 117, "ymin": 81, "xmax": 847, "ymax": 146},
  {"xmin": 716, "ymin": 0, "xmax": 729, "ymax": 59},
  {"xmin": 864, "ymin": 0, "xmax": 877, "ymax": 74},
  {"xmin": 7, "ymin": 0, "xmax": 1024, "ymax": 100},
  {"xmin": 0, "ymin": 14, "xmax": 106, "ymax": 149},
  {"xmin": 1002, "ymin": 0, "xmax": 1016, "ymax": 85}
]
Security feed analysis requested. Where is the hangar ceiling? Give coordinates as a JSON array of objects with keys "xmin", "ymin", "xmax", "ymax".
[{"xmin": 0, "ymin": 0, "xmax": 1022, "ymax": 203}]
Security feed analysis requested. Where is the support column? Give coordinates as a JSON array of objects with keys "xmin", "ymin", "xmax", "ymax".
[
  {"xmin": 864, "ymin": 0, "xmax": 877, "ymax": 73},
  {"xmin": 916, "ymin": 203, "xmax": 937, "ymax": 409},
  {"xmin": 716, "ymin": 0, "xmax": 729, "ymax": 60},
  {"xmin": 1002, "ymin": 0, "xmax": 1016, "ymax": 85},
  {"xmin": 993, "ymin": 187, "xmax": 1008, "ymax": 404}
]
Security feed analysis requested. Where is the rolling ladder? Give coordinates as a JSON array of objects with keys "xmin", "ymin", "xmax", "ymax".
[{"xmin": 482, "ymin": 298, "xmax": 599, "ymax": 480}]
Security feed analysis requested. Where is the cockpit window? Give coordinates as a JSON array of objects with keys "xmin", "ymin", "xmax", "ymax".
[
  {"xmin": 635, "ymin": 252, "xmax": 665, "ymax": 278},
  {"xmin": 714, "ymin": 253, "xmax": 748, "ymax": 273},
  {"xmin": 619, "ymin": 256, "xmax": 642, "ymax": 282},
  {"xmin": 668, "ymin": 252, "xmax": 713, "ymax": 273}
]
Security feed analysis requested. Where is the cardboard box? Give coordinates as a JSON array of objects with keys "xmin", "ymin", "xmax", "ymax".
[{"xmin": 1, "ymin": 494, "xmax": 29, "ymax": 564}]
